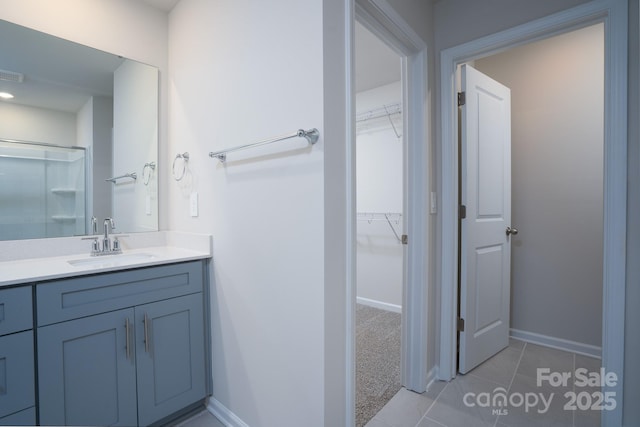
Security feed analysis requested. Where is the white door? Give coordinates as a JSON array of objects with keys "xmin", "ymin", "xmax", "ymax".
[{"xmin": 459, "ymin": 64, "xmax": 513, "ymax": 374}]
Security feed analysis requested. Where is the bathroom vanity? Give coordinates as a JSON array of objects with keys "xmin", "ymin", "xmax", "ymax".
[
  {"xmin": 0, "ymin": 239, "xmax": 212, "ymax": 427},
  {"xmin": 0, "ymin": 16, "xmax": 211, "ymax": 426}
]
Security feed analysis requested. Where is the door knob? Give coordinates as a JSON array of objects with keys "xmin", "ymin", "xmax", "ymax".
[{"xmin": 506, "ymin": 226, "xmax": 518, "ymax": 236}]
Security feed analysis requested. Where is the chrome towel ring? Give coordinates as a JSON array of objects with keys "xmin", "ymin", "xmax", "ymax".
[{"xmin": 173, "ymin": 152, "xmax": 189, "ymax": 181}]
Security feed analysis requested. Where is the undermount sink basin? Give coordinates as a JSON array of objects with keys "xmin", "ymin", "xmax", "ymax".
[{"xmin": 67, "ymin": 252, "xmax": 157, "ymax": 268}]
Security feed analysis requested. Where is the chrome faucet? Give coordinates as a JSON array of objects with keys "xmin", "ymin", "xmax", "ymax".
[
  {"xmin": 103, "ymin": 218, "xmax": 115, "ymax": 252},
  {"xmin": 87, "ymin": 217, "xmax": 122, "ymax": 256}
]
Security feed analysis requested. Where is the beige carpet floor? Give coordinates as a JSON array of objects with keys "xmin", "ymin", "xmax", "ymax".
[{"xmin": 356, "ymin": 304, "xmax": 401, "ymax": 427}]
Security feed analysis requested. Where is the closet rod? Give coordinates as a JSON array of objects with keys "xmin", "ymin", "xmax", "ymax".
[{"xmin": 209, "ymin": 128, "xmax": 319, "ymax": 163}]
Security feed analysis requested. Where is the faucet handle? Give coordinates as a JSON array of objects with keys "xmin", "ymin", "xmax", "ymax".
[
  {"xmin": 89, "ymin": 237, "xmax": 101, "ymax": 256},
  {"xmin": 91, "ymin": 216, "xmax": 98, "ymax": 235},
  {"xmin": 113, "ymin": 237, "xmax": 122, "ymax": 253}
]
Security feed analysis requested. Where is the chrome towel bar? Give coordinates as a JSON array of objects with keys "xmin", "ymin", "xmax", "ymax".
[
  {"xmin": 106, "ymin": 172, "xmax": 137, "ymax": 183},
  {"xmin": 209, "ymin": 128, "xmax": 319, "ymax": 163}
]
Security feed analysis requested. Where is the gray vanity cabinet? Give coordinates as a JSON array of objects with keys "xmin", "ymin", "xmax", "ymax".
[
  {"xmin": 37, "ymin": 261, "xmax": 207, "ymax": 427},
  {"xmin": 0, "ymin": 286, "xmax": 35, "ymax": 426},
  {"xmin": 135, "ymin": 293, "xmax": 205, "ymax": 426},
  {"xmin": 37, "ymin": 308, "xmax": 138, "ymax": 427}
]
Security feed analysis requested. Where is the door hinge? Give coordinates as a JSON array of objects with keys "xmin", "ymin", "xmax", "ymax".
[
  {"xmin": 459, "ymin": 205, "xmax": 466, "ymax": 219},
  {"xmin": 458, "ymin": 91, "xmax": 466, "ymax": 106},
  {"xmin": 401, "ymin": 234, "xmax": 408, "ymax": 245},
  {"xmin": 457, "ymin": 317, "xmax": 465, "ymax": 332}
]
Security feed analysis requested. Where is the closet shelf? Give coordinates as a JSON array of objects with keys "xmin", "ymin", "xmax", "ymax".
[
  {"xmin": 356, "ymin": 103, "xmax": 402, "ymax": 123},
  {"xmin": 356, "ymin": 103, "xmax": 402, "ymax": 138},
  {"xmin": 357, "ymin": 212, "xmax": 402, "ymax": 223},
  {"xmin": 357, "ymin": 212, "xmax": 403, "ymax": 243}
]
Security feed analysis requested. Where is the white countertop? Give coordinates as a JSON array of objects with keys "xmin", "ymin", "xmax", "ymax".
[{"xmin": 0, "ymin": 232, "xmax": 212, "ymax": 288}]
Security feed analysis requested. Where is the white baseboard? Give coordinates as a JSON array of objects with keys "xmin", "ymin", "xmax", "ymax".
[
  {"xmin": 510, "ymin": 328, "xmax": 601, "ymax": 359},
  {"xmin": 207, "ymin": 398, "xmax": 249, "ymax": 427},
  {"xmin": 357, "ymin": 296, "xmax": 402, "ymax": 313}
]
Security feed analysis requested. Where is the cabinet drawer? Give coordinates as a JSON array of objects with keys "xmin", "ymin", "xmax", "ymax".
[
  {"xmin": 0, "ymin": 287, "xmax": 32, "ymax": 336},
  {"xmin": 0, "ymin": 331, "xmax": 35, "ymax": 419},
  {"xmin": 37, "ymin": 261, "xmax": 203, "ymax": 326}
]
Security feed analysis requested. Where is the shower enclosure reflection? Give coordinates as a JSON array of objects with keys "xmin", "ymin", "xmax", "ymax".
[{"xmin": 0, "ymin": 139, "xmax": 86, "ymax": 240}]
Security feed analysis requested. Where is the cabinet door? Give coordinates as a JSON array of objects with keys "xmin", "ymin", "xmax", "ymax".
[
  {"xmin": 0, "ymin": 407, "xmax": 35, "ymax": 426},
  {"xmin": 135, "ymin": 294, "xmax": 205, "ymax": 426},
  {"xmin": 0, "ymin": 331, "xmax": 34, "ymax": 420},
  {"xmin": 38, "ymin": 309, "xmax": 137, "ymax": 426}
]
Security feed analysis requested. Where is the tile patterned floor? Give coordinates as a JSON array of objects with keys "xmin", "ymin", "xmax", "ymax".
[
  {"xmin": 365, "ymin": 340, "xmax": 602, "ymax": 427},
  {"xmin": 176, "ymin": 409, "xmax": 225, "ymax": 427},
  {"xmin": 177, "ymin": 340, "xmax": 602, "ymax": 427}
]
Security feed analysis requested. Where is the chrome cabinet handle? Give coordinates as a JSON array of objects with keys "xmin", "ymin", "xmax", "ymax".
[
  {"xmin": 125, "ymin": 318, "xmax": 131, "ymax": 360},
  {"xmin": 506, "ymin": 226, "xmax": 519, "ymax": 236},
  {"xmin": 143, "ymin": 313, "xmax": 150, "ymax": 353}
]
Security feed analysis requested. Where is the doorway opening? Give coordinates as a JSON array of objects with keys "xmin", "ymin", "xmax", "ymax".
[
  {"xmin": 462, "ymin": 22, "xmax": 605, "ymax": 367},
  {"xmin": 354, "ymin": 20, "xmax": 404, "ymax": 427},
  {"xmin": 349, "ymin": 3, "xmax": 431, "ymax": 426},
  {"xmin": 439, "ymin": 2, "xmax": 627, "ymax": 426}
]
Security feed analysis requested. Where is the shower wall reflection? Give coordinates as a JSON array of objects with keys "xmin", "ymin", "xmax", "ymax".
[{"xmin": 0, "ymin": 139, "xmax": 86, "ymax": 240}]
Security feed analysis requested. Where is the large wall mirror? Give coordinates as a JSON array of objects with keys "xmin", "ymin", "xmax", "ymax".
[{"xmin": 0, "ymin": 19, "xmax": 159, "ymax": 241}]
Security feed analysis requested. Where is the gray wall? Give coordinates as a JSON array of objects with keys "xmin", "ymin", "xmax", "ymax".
[{"xmin": 475, "ymin": 23, "xmax": 604, "ymax": 348}]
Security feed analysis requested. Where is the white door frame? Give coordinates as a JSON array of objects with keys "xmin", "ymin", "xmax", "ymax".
[
  {"xmin": 438, "ymin": 1, "xmax": 627, "ymax": 426},
  {"xmin": 353, "ymin": 0, "xmax": 431, "ymax": 395}
]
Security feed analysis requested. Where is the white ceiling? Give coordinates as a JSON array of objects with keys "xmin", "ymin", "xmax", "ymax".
[
  {"xmin": 355, "ymin": 22, "xmax": 401, "ymax": 93},
  {"xmin": 139, "ymin": 0, "xmax": 180, "ymax": 12},
  {"xmin": 0, "ymin": 20, "xmax": 123, "ymax": 112}
]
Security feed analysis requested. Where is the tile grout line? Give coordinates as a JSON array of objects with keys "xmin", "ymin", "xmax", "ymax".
[
  {"xmin": 506, "ymin": 342, "xmax": 527, "ymax": 392},
  {"xmin": 493, "ymin": 342, "xmax": 527, "ymax": 427},
  {"xmin": 413, "ymin": 382, "xmax": 449, "ymax": 427},
  {"xmin": 467, "ymin": 344, "xmax": 527, "ymax": 389},
  {"xmin": 420, "ymin": 415, "xmax": 449, "ymax": 427}
]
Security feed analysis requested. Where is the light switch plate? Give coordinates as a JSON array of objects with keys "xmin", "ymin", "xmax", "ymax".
[
  {"xmin": 145, "ymin": 195, "xmax": 152, "ymax": 215},
  {"xmin": 190, "ymin": 192, "xmax": 198, "ymax": 217}
]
